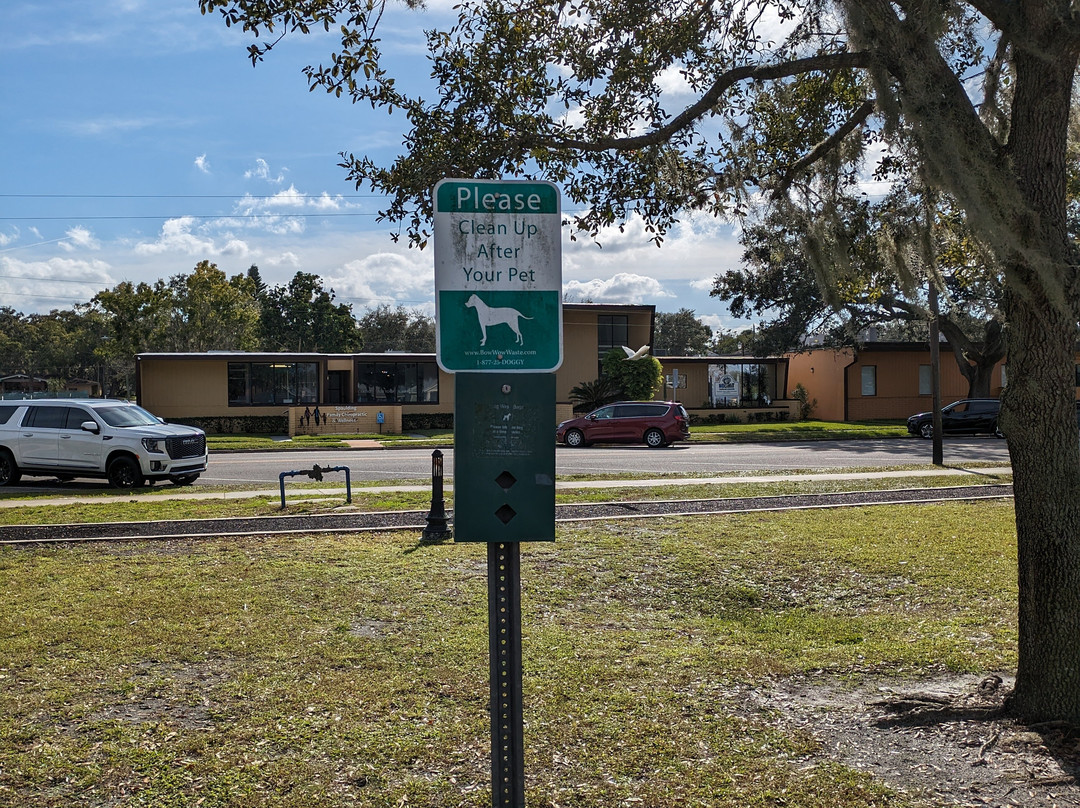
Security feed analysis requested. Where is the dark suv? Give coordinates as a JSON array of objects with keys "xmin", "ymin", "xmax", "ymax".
[
  {"xmin": 906, "ymin": 398, "xmax": 1003, "ymax": 439},
  {"xmin": 556, "ymin": 401, "xmax": 690, "ymax": 448}
]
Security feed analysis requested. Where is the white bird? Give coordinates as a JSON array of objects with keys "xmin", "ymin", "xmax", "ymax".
[{"xmin": 620, "ymin": 345, "xmax": 650, "ymax": 360}]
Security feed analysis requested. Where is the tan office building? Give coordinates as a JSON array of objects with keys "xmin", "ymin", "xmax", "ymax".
[{"xmin": 138, "ymin": 303, "xmax": 657, "ymax": 435}]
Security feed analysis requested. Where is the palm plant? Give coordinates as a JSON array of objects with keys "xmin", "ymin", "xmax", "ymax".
[{"xmin": 568, "ymin": 376, "xmax": 620, "ymax": 412}]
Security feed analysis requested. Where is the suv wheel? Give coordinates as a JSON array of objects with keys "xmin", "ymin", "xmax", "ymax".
[
  {"xmin": 919, "ymin": 422, "xmax": 934, "ymax": 439},
  {"xmin": 644, "ymin": 428, "xmax": 667, "ymax": 448},
  {"xmin": 0, "ymin": 450, "xmax": 21, "ymax": 486},
  {"xmin": 108, "ymin": 456, "xmax": 145, "ymax": 489},
  {"xmin": 564, "ymin": 429, "xmax": 586, "ymax": 448}
]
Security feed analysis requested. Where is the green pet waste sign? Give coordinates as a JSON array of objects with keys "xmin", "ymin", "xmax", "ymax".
[{"xmin": 433, "ymin": 179, "xmax": 563, "ymax": 373}]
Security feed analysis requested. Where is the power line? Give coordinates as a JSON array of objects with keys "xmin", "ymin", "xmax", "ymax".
[
  {"xmin": 0, "ymin": 272, "xmax": 107, "ymax": 285},
  {"xmin": 0, "ymin": 290, "xmax": 88, "ymax": 303},
  {"xmin": 0, "ymin": 213, "xmax": 379, "ymax": 222},
  {"xmin": 0, "ymin": 194, "xmax": 384, "ymax": 200}
]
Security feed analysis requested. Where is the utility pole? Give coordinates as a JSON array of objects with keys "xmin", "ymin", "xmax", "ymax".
[
  {"xmin": 924, "ymin": 197, "xmax": 944, "ymax": 466},
  {"xmin": 929, "ymin": 280, "xmax": 943, "ymax": 466}
]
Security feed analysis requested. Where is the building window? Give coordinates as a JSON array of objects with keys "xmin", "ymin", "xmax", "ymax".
[
  {"xmin": 919, "ymin": 364, "xmax": 932, "ymax": 395},
  {"xmin": 228, "ymin": 364, "xmax": 249, "ymax": 405},
  {"xmin": 228, "ymin": 362, "xmax": 319, "ymax": 406},
  {"xmin": 356, "ymin": 361, "xmax": 439, "ymax": 403},
  {"xmin": 597, "ymin": 314, "xmax": 629, "ymax": 374},
  {"xmin": 861, "ymin": 365, "xmax": 877, "ymax": 396},
  {"xmin": 706, "ymin": 363, "xmax": 777, "ymax": 406}
]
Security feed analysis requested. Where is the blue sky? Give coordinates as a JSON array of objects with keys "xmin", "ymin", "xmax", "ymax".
[{"xmin": 1, "ymin": 0, "xmax": 749, "ymax": 334}]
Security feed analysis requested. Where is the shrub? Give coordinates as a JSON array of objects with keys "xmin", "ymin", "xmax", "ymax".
[
  {"xmin": 601, "ymin": 348, "xmax": 663, "ymax": 401},
  {"xmin": 791, "ymin": 383, "xmax": 817, "ymax": 420},
  {"xmin": 169, "ymin": 415, "xmax": 288, "ymax": 435},
  {"xmin": 402, "ymin": 413, "xmax": 454, "ymax": 431},
  {"xmin": 568, "ymin": 376, "xmax": 620, "ymax": 412}
]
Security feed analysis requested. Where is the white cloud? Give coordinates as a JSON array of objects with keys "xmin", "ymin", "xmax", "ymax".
[
  {"xmin": 562, "ymin": 272, "xmax": 674, "ymax": 304},
  {"xmin": 133, "ymin": 216, "xmax": 252, "ymax": 258},
  {"xmin": 0, "ymin": 254, "xmax": 115, "ymax": 308},
  {"xmin": 265, "ymin": 186, "xmax": 307, "ymax": 208},
  {"xmin": 194, "ymin": 153, "xmax": 211, "ymax": 173},
  {"xmin": 65, "ymin": 115, "xmax": 172, "ymax": 137},
  {"xmin": 233, "ymin": 185, "xmax": 345, "ymax": 236},
  {"xmin": 563, "ymin": 212, "xmax": 742, "ymax": 286},
  {"xmin": 327, "ymin": 251, "xmax": 435, "ymax": 312},
  {"xmin": 219, "ymin": 238, "xmax": 252, "ymax": 257},
  {"xmin": 310, "ymin": 192, "xmax": 343, "ymax": 211},
  {"xmin": 261, "ymin": 217, "xmax": 306, "ymax": 236},
  {"xmin": 656, "ymin": 64, "xmax": 694, "ymax": 97},
  {"xmin": 267, "ymin": 251, "xmax": 301, "ymax": 267},
  {"xmin": 698, "ymin": 312, "xmax": 752, "ymax": 333},
  {"xmin": 244, "ymin": 158, "xmax": 286, "ymax": 184},
  {"xmin": 58, "ymin": 226, "xmax": 100, "ymax": 252}
]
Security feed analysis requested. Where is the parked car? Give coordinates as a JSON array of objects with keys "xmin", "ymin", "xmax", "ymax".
[
  {"xmin": 906, "ymin": 398, "xmax": 1003, "ymax": 439},
  {"xmin": 0, "ymin": 399, "xmax": 207, "ymax": 488},
  {"xmin": 556, "ymin": 401, "xmax": 690, "ymax": 448}
]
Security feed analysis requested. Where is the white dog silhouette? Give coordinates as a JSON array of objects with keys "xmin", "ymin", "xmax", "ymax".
[{"xmin": 465, "ymin": 294, "xmax": 532, "ymax": 346}]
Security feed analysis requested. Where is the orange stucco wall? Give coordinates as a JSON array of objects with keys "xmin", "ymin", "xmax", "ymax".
[
  {"xmin": 786, "ymin": 349, "xmax": 854, "ymax": 422},
  {"xmin": 845, "ymin": 349, "xmax": 1004, "ymax": 421},
  {"xmin": 787, "ymin": 344, "xmax": 1013, "ymax": 422}
]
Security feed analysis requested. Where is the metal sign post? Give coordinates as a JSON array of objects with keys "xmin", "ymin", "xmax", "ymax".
[
  {"xmin": 454, "ymin": 372, "xmax": 554, "ymax": 808},
  {"xmin": 489, "ymin": 541, "xmax": 524, "ymax": 806},
  {"xmin": 434, "ymin": 178, "xmax": 562, "ymax": 808}
]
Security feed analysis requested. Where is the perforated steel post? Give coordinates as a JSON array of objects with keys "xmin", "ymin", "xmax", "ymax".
[{"xmin": 488, "ymin": 541, "xmax": 524, "ymax": 806}]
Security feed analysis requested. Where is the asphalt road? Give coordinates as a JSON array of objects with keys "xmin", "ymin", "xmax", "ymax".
[
  {"xmin": 197, "ymin": 437, "xmax": 1011, "ymax": 488},
  {"xmin": 0, "ymin": 436, "xmax": 1010, "ymax": 494}
]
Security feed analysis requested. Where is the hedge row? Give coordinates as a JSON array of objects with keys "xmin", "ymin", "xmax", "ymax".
[
  {"xmin": 688, "ymin": 410, "xmax": 791, "ymax": 425},
  {"xmin": 168, "ymin": 415, "xmax": 289, "ymax": 435},
  {"xmin": 170, "ymin": 413, "xmax": 457, "ymax": 435},
  {"xmin": 402, "ymin": 413, "xmax": 454, "ymax": 431}
]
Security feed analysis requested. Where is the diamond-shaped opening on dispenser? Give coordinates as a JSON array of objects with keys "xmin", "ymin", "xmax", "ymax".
[
  {"xmin": 495, "ymin": 471, "xmax": 517, "ymax": 490},
  {"xmin": 495, "ymin": 504, "xmax": 517, "ymax": 524}
]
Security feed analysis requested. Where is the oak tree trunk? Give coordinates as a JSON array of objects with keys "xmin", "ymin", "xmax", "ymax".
[{"xmin": 997, "ymin": 45, "xmax": 1080, "ymax": 723}]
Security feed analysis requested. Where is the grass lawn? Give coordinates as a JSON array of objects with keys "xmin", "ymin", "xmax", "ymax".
[
  {"xmin": 0, "ymin": 501, "xmax": 1017, "ymax": 807},
  {"xmin": 688, "ymin": 420, "xmax": 909, "ymax": 441}
]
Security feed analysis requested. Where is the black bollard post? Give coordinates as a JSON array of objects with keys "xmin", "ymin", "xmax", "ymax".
[{"xmin": 421, "ymin": 449, "xmax": 452, "ymax": 542}]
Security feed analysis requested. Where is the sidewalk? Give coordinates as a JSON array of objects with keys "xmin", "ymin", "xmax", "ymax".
[{"xmin": 0, "ymin": 466, "xmax": 1012, "ymax": 509}]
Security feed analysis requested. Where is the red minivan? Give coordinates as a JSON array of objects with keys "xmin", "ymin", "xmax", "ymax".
[{"xmin": 555, "ymin": 401, "xmax": 690, "ymax": 448}]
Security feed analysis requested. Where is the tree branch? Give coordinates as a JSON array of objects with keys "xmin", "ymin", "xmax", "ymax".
[
  {"xmin": 525, "ymin": 51, "xmax": 871, "ymax": 152},
  {"xmin": 773, "ymin": 98, "xmax": 876, "ymax": 198},
  {"xmin": 964, "ymin": 0, "xmax": 1021, "ymax": 33}
]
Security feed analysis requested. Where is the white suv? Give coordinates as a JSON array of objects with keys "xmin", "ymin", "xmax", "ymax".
[{"xmin": 0, "ymin": 399, "xmax": 208, "ymax": 489}]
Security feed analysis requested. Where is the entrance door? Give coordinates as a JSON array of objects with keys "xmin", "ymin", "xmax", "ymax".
[{"xmin": 327, "ymin": 371, "xmax": 348, "ymax": 404}]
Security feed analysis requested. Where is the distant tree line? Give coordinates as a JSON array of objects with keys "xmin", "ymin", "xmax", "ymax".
[{"xmin": 0, "ymin": 262, "xmax": 434, "ymax": 397}]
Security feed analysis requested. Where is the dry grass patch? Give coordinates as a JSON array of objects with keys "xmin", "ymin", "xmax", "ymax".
[{"xmin": 0, "ymin": 502, "xmax": 1023, "ymax": 806}]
